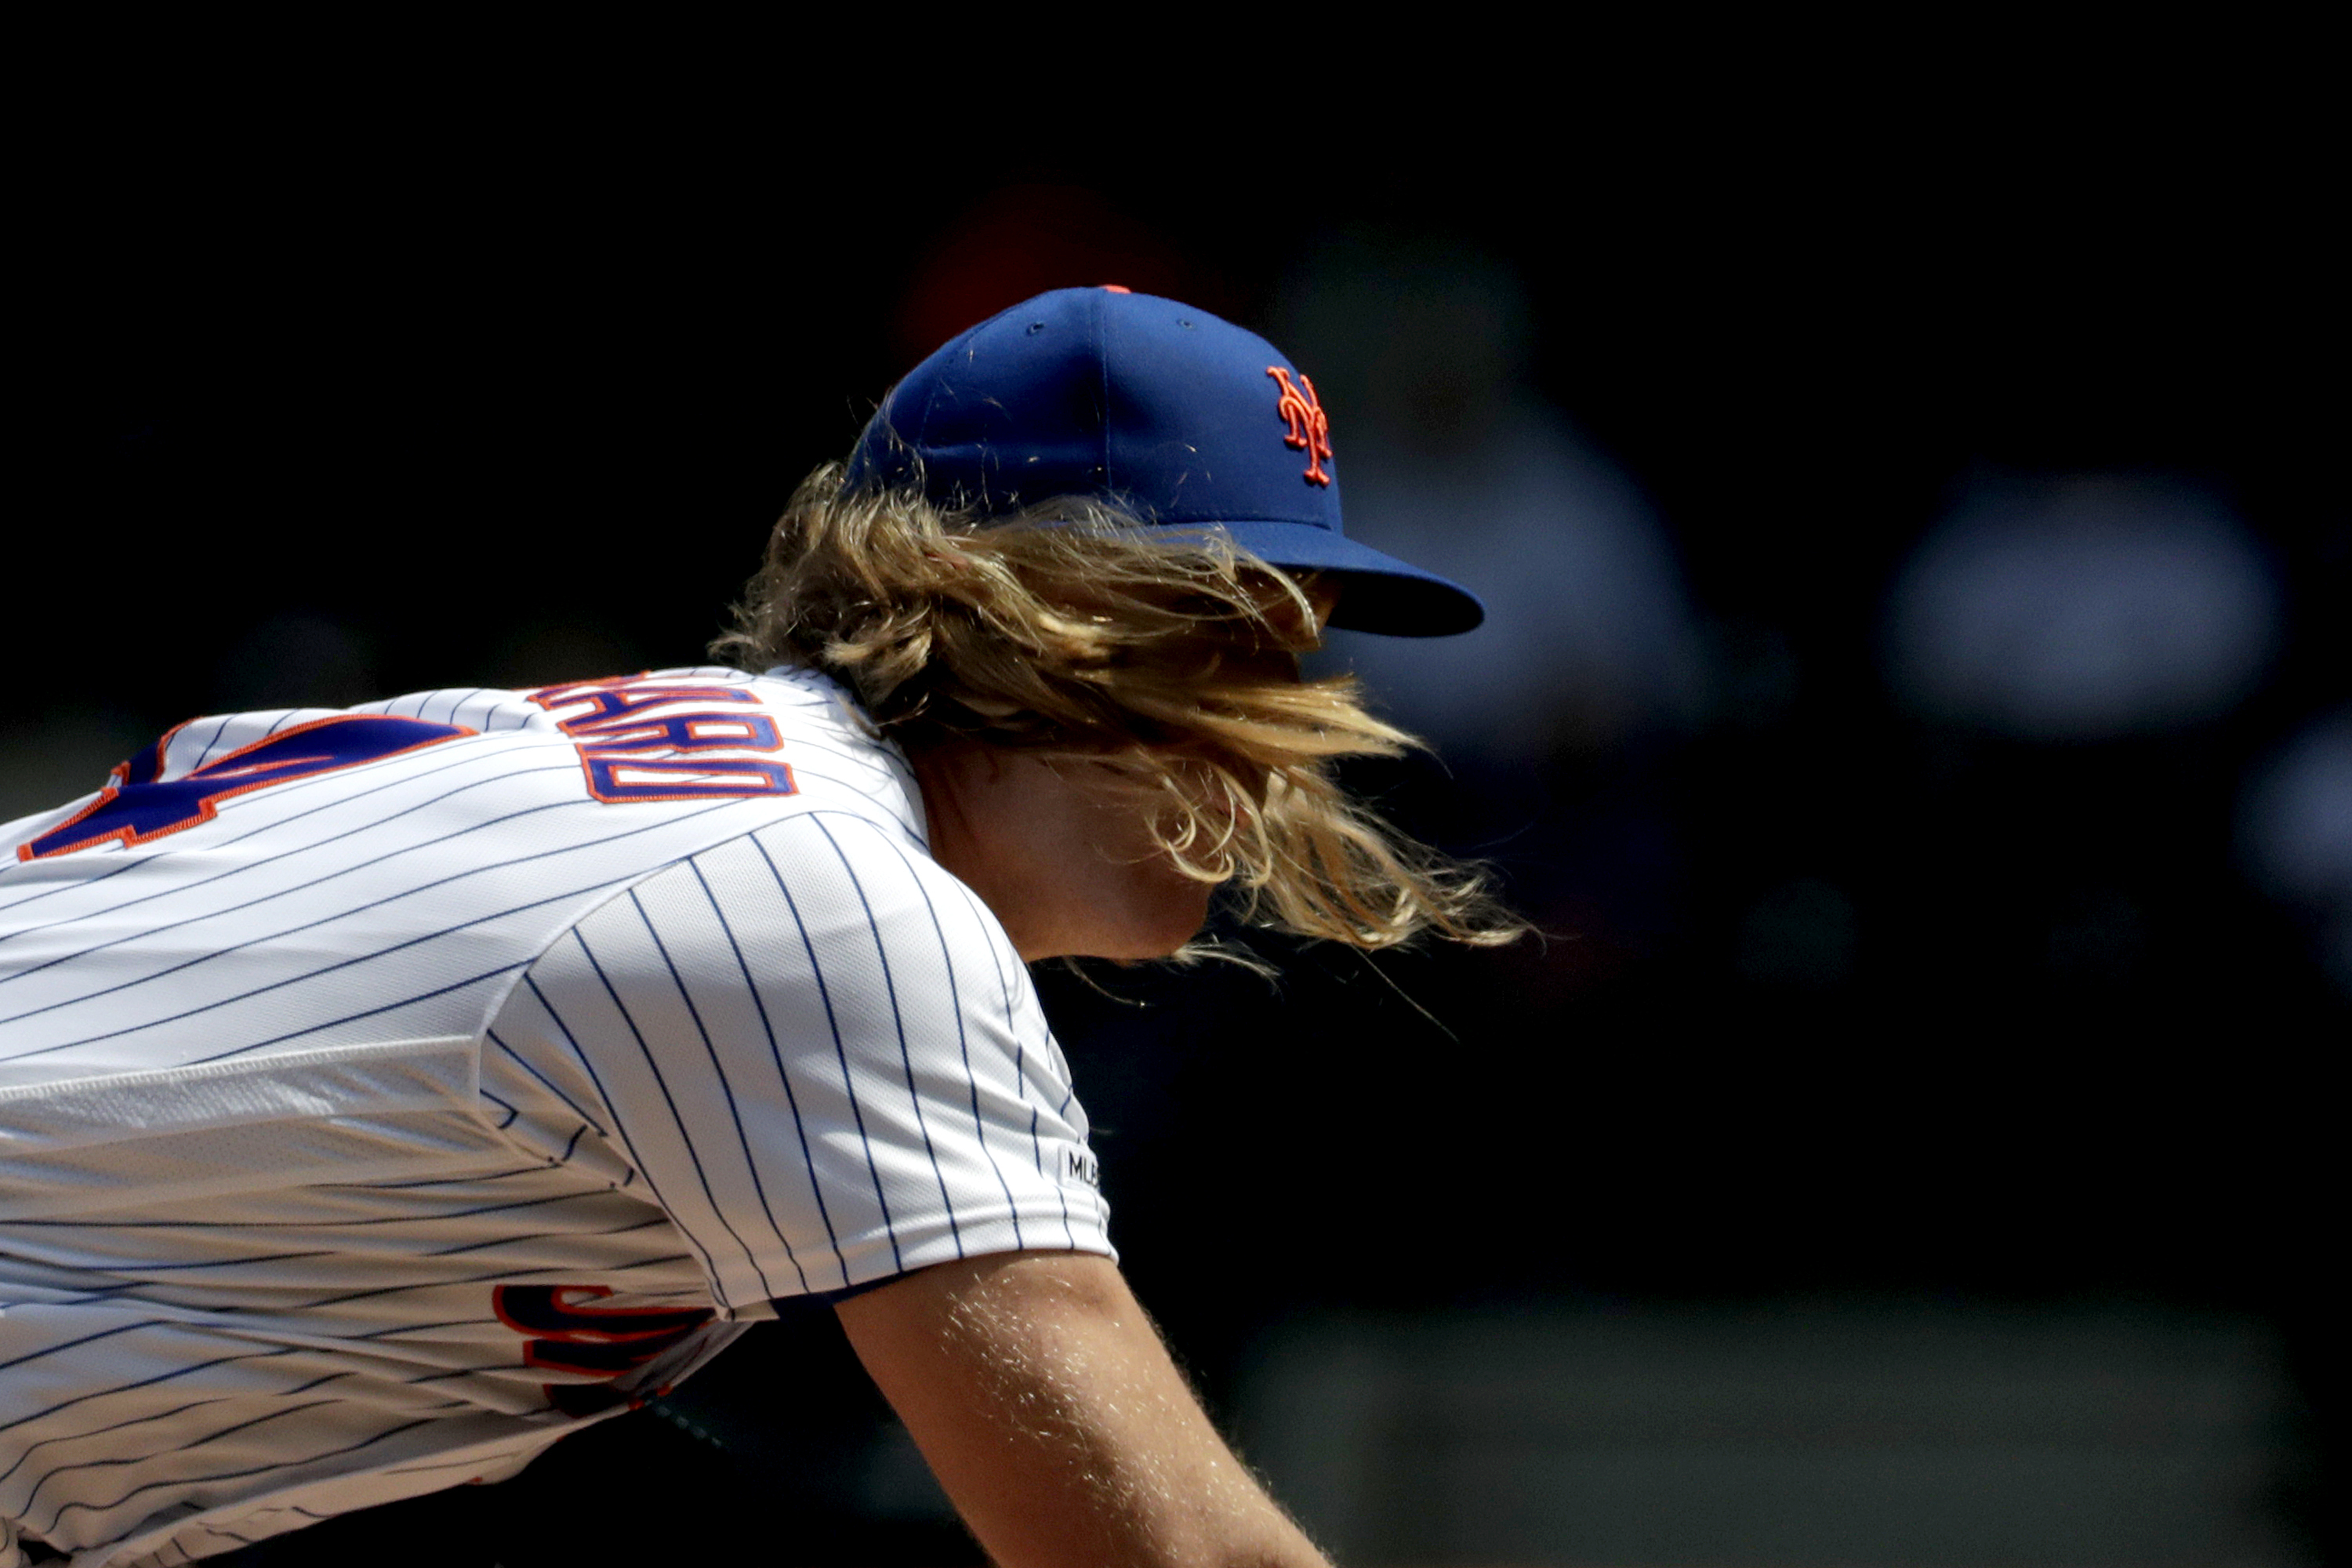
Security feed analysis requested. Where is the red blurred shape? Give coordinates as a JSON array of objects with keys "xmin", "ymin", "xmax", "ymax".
[{"xmin": 891, "ymin": 186, "xmax": 1214, "ymax": 369}]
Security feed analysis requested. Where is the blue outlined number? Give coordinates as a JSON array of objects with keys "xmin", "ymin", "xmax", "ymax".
[{"xmin": 19, "ymin": 714, "xmax": 474, "ymax": 861}]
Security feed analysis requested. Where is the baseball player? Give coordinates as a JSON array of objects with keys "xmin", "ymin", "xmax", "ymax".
[{"xmin": 0, "ymin": 287, "xmax": 1509, "ymax": 1567}]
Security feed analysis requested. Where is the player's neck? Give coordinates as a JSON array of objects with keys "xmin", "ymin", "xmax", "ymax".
[{"xmin": 911, "ymin": 742, "xmax": 1211, "ymax": 964}]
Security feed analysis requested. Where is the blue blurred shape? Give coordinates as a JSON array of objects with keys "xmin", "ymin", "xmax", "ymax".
[
  {"xmin": 1276, "ymin": 237, "xmax": 1707, "ymax": 766},
  {"xmin": 1885, "ymin": 476, "xmax": 2279, "ymax": 740},
  {"xmin": 1322, "ymin": 409, "xmax": 1708, "ymax": 762},
  {"xmin": 2238, "ymin": 708, "xmax": 2352, "ymax": 995}
]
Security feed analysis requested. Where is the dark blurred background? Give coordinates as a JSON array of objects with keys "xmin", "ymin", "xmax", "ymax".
[{"xmin": 13, "ymin": 64, "xmax": 2342, "ymax": 1566}]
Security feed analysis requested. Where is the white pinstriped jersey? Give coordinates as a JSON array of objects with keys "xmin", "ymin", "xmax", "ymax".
[{"xmin": 0, "ymin": 667, "xmax": 1109, "ymax": 1568}]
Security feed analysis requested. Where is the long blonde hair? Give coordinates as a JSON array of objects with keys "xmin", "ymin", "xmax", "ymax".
[{"xmin": 714, "ymin": 463, "xmax": 1520, "ymax": 951}]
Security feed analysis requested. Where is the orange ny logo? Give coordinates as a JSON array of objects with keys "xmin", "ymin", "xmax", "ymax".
[{"xmin": 1266, "ymin": 366, "xmax": 1334, "ymax": 486}]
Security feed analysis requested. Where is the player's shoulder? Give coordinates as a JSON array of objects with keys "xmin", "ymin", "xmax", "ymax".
[
  {"xmin": 503, "ymin": 662, "xmax": 919, "ymax": 822},
  {"xmin": 0, "ymin": 663, "xmax": 921, "ymax": 873},
  {"xmin": 360, "ymin": 663, "xmax": 864, "ymax": 741},
  {"xmin": 348, "ymin": 663, "xmax": 925, "ymax": 844}
]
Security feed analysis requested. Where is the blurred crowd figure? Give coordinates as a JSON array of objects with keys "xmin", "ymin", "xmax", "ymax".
[
  {"xmin": 1883, "ymin": 474, "xmax": 2280, "ymax": 741},
  {"xmin": 1278, "ymin": 238, "xmax": 1708, "ymax": 762},
  {"xmin": 1881, "ymin": 471, "xmax": 2348, "ymax": 993},
  {"xmin": 2241, "ymin": 710, "xmax": 2352, "ymax": 995},
  {"xmin": 1273, "ymin": 237, "xmax": 1708, "ymax": 936}
]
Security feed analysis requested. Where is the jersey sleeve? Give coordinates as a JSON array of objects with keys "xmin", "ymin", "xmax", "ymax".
[{"xmin": 488, "ymin": 811, "xmax": 1111, "ymax": 1310}]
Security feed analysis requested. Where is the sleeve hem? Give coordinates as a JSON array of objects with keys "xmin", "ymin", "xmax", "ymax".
[{"xmin": 710, "ymin": 1208, "xmax": 1116, "ymax": 1311}]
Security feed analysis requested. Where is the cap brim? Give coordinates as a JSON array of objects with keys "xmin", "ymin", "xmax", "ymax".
[{"xmin": 1170, "ymin": 520, "xmax": 1485, "ymax": 637}]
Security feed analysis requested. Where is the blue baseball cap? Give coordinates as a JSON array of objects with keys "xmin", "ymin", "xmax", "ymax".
[{"xmin": 846, "ymin": 285, "xmax": 1484, "ymax": 637}]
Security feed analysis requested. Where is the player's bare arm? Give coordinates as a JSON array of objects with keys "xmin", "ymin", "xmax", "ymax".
[
  {"xmin": 863, "ymin": 654, "xmax": 1346, "ymax": 1566},
  {"xmin": 843, "ymin": 1252, "xmax": 1329, "ymax": 1568}
]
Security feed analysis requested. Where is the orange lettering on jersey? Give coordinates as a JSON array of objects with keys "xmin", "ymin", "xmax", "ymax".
[{"xmin": 1267, "ymin": 366, "xmax": 1334, "ymax": 486}]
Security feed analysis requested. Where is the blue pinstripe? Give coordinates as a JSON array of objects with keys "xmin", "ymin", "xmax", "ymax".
[
  {"xmin": 0, "ymin": 744, "xmax": 545, "ymax": 929},
  {"xmin": 522, "ymin": 967, "xmax": 728, "ymax": 1292},
  {"xmin": 655, "ymin": 864, "xmax": 815, "ymax": 1294},
  {"xmin": 0, "ymin": 1368, "xmax": 363, "ymax": 1492},
  {"xmin": 3, "ymin": 1236, "xmax": 702, "ymax": 1336},
  {"xmin": 0, "ymin": 1189, "xmax": 617, "ymax": 1232},
  {"xmin": 810, "ymin": 815, "xmax": 964, "ymax": 1261},
  {"xmin": 862, "ymin": 824, "xmax": 1027, "ymax": 1250},
  {"xmin": 2, "ymin": 797, "xmax": 745, "ymax": 1063},
  {"xmin": 182, "ymin": 715, "xmax": 238, "ymax": 771},
  {"xmin": 750, "ymin": 828, "xmax": 902, "ymax": 1275},
  {"xmin": 4, "ymin": 1247, "xmax": 693, "ymax": 1452},
  {"xmin": 0, "ymin": 789, "xmax": 595, "ymax": 1018},
  {"xmin": 0, "ymin": 753, "xmax": 580, "ymax": 972},
  {"xmin": 572, "ymin": 919, "xmax": 777, "ymax": 1300},
  {"xmin": 944, "ymin": 877, "xmax": 1077, "ymax": 1247},
  {"xmin": 685, "ymin": 855, "xmax": 847, "ymax": 1288},
  {"xmin": 2, "ymin": 1342, "xmax": 310, "ymax": 1440},
  {"xmin": 34, "ymin": 1416, "xmax": 445, "ymax": 1538},
  {"xmin": 0, "ymin": 1320, "xmax": 150, "ymax": 1377},
  {"xmin": 486, "ymin": 1026, "xmax": 610, "ymax": 1136},
  {"xmin": 18, "ymin": 1396, "xmax": 462, "ymax": 1523}
]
